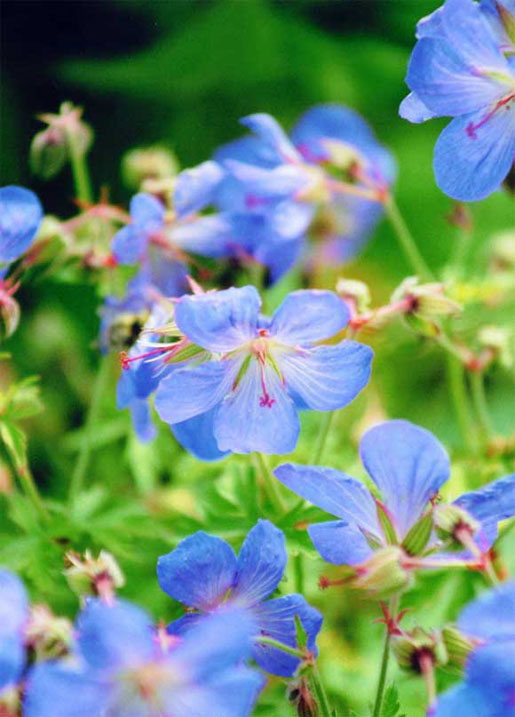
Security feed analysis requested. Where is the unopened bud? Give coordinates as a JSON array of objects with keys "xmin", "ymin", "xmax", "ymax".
[
  {"xmin": 441, "ymin": 625, "xmax": 475, "ymax": 667},
  {"xmin": 25, "ymin": 605, "xmax": 73, "ymax": 660},
  {"xmin": 122, "ymin": 146, "xmax": 179, "ymax": 191},
  {"xmin": 392, "ymin": 277, "xmax": 461, "ymax": 322},
  {"xmin": 478, "ymin": 326, "xmax": 513, "ymax": 369},
  {"xmin": 336, "ymin": 278, "xmax": 371, "ymax": 314},
  {"xmin": 64, "ymin": 549, "xmax": 124, "ymax": 602},
  {"xmin": 401, "ymin": 511, "xmax": 433, "ymax": 556},
  {"xmin": 353, "ymin": 546, "xmax": 413, "ymax": 599},
  {"xmin": 287, "ymin": 677, "xmax": 318, "ymax": 717},
  {"xmin": 433, "ymin": 504, "xmax": 480, "ymax": 549},
  {"xmin": 0, "ymin": 292, "xmax": 20, "ymax": 339},
  {"xmin": 490, "ymin": 231, "xmax": 515, "ymax": 272},
  {"xmin": 30, "ymin": 126, "xmax": 68, "ymax": 180},
  {"xmin": 393, "ymin": 627, "xmax": 447, "ymax": 673}
]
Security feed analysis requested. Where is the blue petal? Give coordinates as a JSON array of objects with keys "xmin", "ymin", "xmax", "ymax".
[
  {"xmin": 457, "ymin": 581, "xmax": 515, "ymax": 642},
  {"xmin": 166, "ymin": 612, "xmax": 202, "ymax": 638},
  {"xmin": 129, "ymin": 399, "xmax": 156, "ymax": 443},
  {"xmin": 416, "ymin": 6, "xmax": 443, "ymax": 38},
  {"xmin": 154, "ymin": 358, "xmax": 241, "ymax": 425},
  {"xmin": 434, "ymin": 107, "xmax": 515, "ymax": 201},
  {"xmin": 240, "ymin": 114, "xmax": 301, "ymax": 164},
  {"xmin": 254, "ymin": 233, "xmax": 305, "ymax": 283},
  {"xmin": 0, "ymin": 635, "xmax": 25, "ymax": 690},
  {"xmin": 77, "ymin": 599, "xmax": 155, "ymax": 671},
  {"xmin": 465, "ymin": 640, "xmax": 515, "ymax": 707},
  {"xmin": 130, "ymin": 193, "xmax": 165, "ymax": 233},
  {"xmin": 224, "ymin": 160, "xmax": 310, "ymax": 197},
  {"xmin": 278, "ymin": 341, "xmax": 373, "ymax": 411},
  {"xmin": 171, "ymin": 408, "xmax": 231, "ymax": 461},
  {"xmin": 214, "ymin": 134, "xmax": 280, "ymax": 169},
  {"xmin": 441, "ymin": 0, "xmax": 509, "ymax": 67},
  {"xmin": 175, "ymin": 286, "xmax": 261, "ymax": 353},
  {"xmin": 203, "ymin": 668, "xmax": 265, "ymax": 717},
  {"xmin": 308, "ymin": 520, "xmax": 375, "ymax": 565},
  {"xmin": 232, "ymin": 520, "xmax": 287, "ymax": 606},
  {"xmin": 274, "ymin": 463, "xmax": 381, "ymax": 538},
  {"xmin": 214, "ymin": 358, "xmax": 300, "ymax": 454},
  {"xmin": 359, "ymin": 420, "xmax": 450, "ymax": 539},
  {"xmin": 433, "ymin": 683, "xmax": 492, "ymax": 717},
  {"xmin": 0, "ymin": 568, "xmax": 28, "ymax": 629},
  {"xmin": 251, "ymin": 595, "xmax": 322, "ymax": 677},
  {"xmin": 399, "ymin": 92, "xmax": 437, "ymax": 123},
  {"xmin": 454, "ymin": 473, "xmax": 515, "ymax": 545},
  {"xmin": 157, "ymin": 532, "xmax": 237, "ymax": 610},
  {"xmin": 139, "ymin": 250, "xmax": 189, "ymax": 297},
  {"xmin": 174, "ymin": 161, "xmax": 225, "ymax": 218},
  {"xmin": 270, "ymin": 199, "xmax": 315, "ymax": 239},
  {"xmin": 111, "ymin": 226, "xmax": 148, "ymax": 264},
  {"xmin": 269, "ymin": 290, "xmax": 349, "ymax": 345},
  {"xmin": 170, "ymin": 214, "xmax": 234, "ymax": 258},
  {"xmin": 481, "ymin": 0, "xmax": 515, "ymax": 51},
  {"xmin": 0, "ymin": 185, "xmax": 43, "ymax": 265}
]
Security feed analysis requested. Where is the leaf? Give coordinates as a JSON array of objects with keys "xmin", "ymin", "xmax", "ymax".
[
  {"xmin": 380, "ymin": 684, "xmax": 406, "ymax": 717},
  {"xmin": 0, "ymin": 421, "xmax": 28, "ymax": 470}
]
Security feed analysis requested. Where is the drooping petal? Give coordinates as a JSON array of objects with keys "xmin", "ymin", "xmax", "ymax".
[
  {"xmin": 214, "ymin": 359, "xmax": 300, "ymax": 454},
  {"xmin": 157, "ymin": 532, "xmax": 238, "ymax": 610},
  {"xmin": 111, "ymin": 226, "xmax": 148, "ymax": 265},
  {"xmin": 232, "ymin": 520, "xmax": 287, "ymax": 606},
  {"xmin": 274, "ymin": 463, "xmax": 381, "ymax": 538},
  {"xmin": 129, "ymin": 399, "xmax": 157, "ymax": 443},
  {"xmin": 174, "ymin": 161, "xmax": 225, "ymax": 217},
  {"xmin": 269, "ymin": 290, "xmax": 349, "ymax": 345},
  {"xmin": 359, "ymin": 420, "xmax": 450, "ymax": 538},
  {"xmin": 171, "ymin": 408, "xmax": 231, "ymax": 461},
  {"xmin": 399, "ymin": 92, "xmax": 437, "ymax": 123},
  {"xmin": 170, "ymin": 214, "xmax": 234, "ymax": 258},
  {"xmin": 240, "ymin": 114, "xmax": 301, "ymax": 164},
  {"xmin": 278, "ymin": 342, "xmax": 373, "ymax": 411},
  {"xmin": 174, "ymin": 286, "xmax": 261, "ymax": 353},
  {"xmin": 454, "ymin": 473, "xmax": 515, "ymax": 543},
  {"xmin": 154, "ymin": 358, "xmax": 241, "ymax": 425},
  {"xmin": 434, "ymin": 107, "xmax": 515, "ymax": 201},
  {"xmin": 308, "ymin": 520, "xmax": 375, "ymax": 565},
  {"xmin": 251, "ymin": 595, "xmax": 322, "ymax": 677},
  {"xmin": 130, "ymin": 193, "xmax": 166, "ymax": 233},
  {"xmin": 0, "ymin": 185, "xmax": 43, "ymax": 265},
  {"xmin": 457, "ymin": 581, "xmax": 515, "ymax": 642}
]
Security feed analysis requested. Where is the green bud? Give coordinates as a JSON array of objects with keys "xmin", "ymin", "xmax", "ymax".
[
  {"xmin": 30, "ymin": 127, "xmax": 68, "ymax": 179},
  {"xmin": 336, "ymin": 278, "xmax": 371, "ymax": 313},
  {"xmin": 490, "ymin": 231, "xmax": 515, "ymax": 272},
  {"xmin": 401, "ymin": 511, "xmax": 433, "ymax": 556},
  {"xmin": 478, "ymin": 325, "xmax": 513, "ymax": 370},
  {"xmin": 25, "ymin": 605, "xmax": 73, "ymax": 660},
  {"xmin": 441, "ymin": 625, "xmax": 475, "ymax": 667},
  {"xmin": 392, "ymin": 627, "xmax": 447, "ymax": 673},
  {"xmin": 287, "ymin": 677, "xmax": 318, "ymax": 717},
  {"xmin": 122, "ymin": 145, "xmax": 179, "ymax": 191},
  {"xmin": 434, "ymin": 504, "xmax": 480, "ymax": 549},
  {"xmin": 392, "ymin": 276, "xmax": 461, "ymax": 322},
  {"xmin": 64, "ymin": 549, "xmax": 125, "ymax": 600},
  {"xmin": 352, "ymin": 546, "xmax": 412, "ymax": 599},
  {"xmin": 0, "ymin": 294, "xmax": 20, "ymax": 339}
]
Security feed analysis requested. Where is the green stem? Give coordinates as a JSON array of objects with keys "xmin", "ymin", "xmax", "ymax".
[
  {"xmin": 68, "ymin": 356, "xmax": 111, "ymax": 505},
  {"xmin": 294, "ymin": 552, "xmax": 305, "ymax": 594},
  {"xmin": 444, "ymin": 354, "xmax": 476, "ymax": 452},
  {"xmin": 64, "ymin": 127, "xmax": 93, "ymax": 204},
  {"xmin": 469, "ymin": 371, "xmax": 495, "ymax": 441},
  {"xmin": 309, "ymin": 663, "xmax": 333, "ymax": 717},
  {"xmin": 372, "ymin": 596, "xmax": 398, "ymax": 717},
  {"xmin": 449, "ymin": 227, "xmax": 473, "ymax": 280},
  {"xmin": 385, "ymin": 197, "xmax": 433, "ymax": 282},
  {"xmin": 18, "ymin": 463, "xmax": 50, "ymax": 524},
  {"xmin": 313, "ymin": 410, "xmax": 335, "ymax": 465},
  {"xmin": 255, "ymin": 635, "xmax": 305, "ymax": 659},
  {"xmin": 254, "ymin": 452, "xmax": 285, "ymax": 515}
]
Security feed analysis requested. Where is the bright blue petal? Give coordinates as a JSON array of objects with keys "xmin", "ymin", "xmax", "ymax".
[
  {"xmin": 170, "ymin": 214, "xmax": 233, "ymax": 258},
  {"xmin": 308, "ymin": 520, "xmax": 375, "ymax": 565},
  {"xmin": 254, "ymin": 233, "xmax": 305, "ymax": 283},
  {"xmin": 77, "ymin": 599, "xmax": 155, "ymax": 671},
  {"xmin": 359, "ymin": 420, "xmax": 450, "ymax": 539},
  {"xmin": 171, "ymin": 408, "xmax": 231, "ymax": 461},
  {"xmin": 203, "ymin": 668, "xmax": 265, "ymax": 717},
  {"xmin": 251, "ymin": 595, "xmax": 322, "ymax": 677},
  {"xmin": 434, "ymin": 107, "xmax": 515, "ymax": 201},
  {"xmin": 0, "ymin": 569, "xmax": 28, "ymax": 629},
  {"xmin": 433, "ymin": 683, "xmax": 493, "ymax": 717},
  {"xmin": 129, "ymin": 399, "xmax": 156, "ymax": 443},
  {"xmin": 466, "ymin": 640, "xmax": 515, "ymax": 708},
  {"xmin": 175, "ymin": 286, "xmax": 261, "ymax": 353},
  {"xmin": 139, "ymin": 250, "xmax": 189, "ymax": 297},
  {"xmin": 270, "ymin": 199, "xmax": 315, "ymax": 239},
  {"xmin": 0, "ymin": 635, "xmax": 25, "ymax": 690},
  {"xmin": 240, "ymin": 114, "xmax": 301, "ymax": 164},
  {"xmin": 481, "ymin": 0, "xmax": 515, "ymax": 51},
  {"xmin": 157, "ymin": 532, "xmax": 237, "ymax": 610},
  {"xmin": 416, "ymin": 6, "xmax": 443, "ymax": 38},
  {"xmin": 278, "ymin": 341, "xmax": 373, "ymax": 411},
  {"xmin": 270, "ymin": 290, "xmax": 349, "ymax": 345},
  {"xmin": 0, "ymin": 185, "xmax": 43, "ymax": 264},
  {"xmin": 232, "ymin": 520, "xmax": 287, "ymax": 606},
  {"xmin": 291, "ymin": 104, "xmax": 377, "ymax": 159},
  {"xmin": 166, "ymin": 612, "xmax": 202, "ymax": 638},
  {"xmin": 457, "ymin": 581, "xmax": 515, "ymax": 642},
  {"xmin": 224, "ymin": 160, "xmax": 310, "ymax": 197},
  {"xmin": 399, "ymin": 92, "xmax": 437, "ymax": 123},
  {"xmin": 111, "ymin": 226, "xmax": 147, "ymax": 264},
  {"xmin": 214, "ymin": 359, "xmax": 300, "ymax": 454},
  {"xmin": 214, "ymin": 134, "xmax": 280, "ymax": 169},
  {"xmin": 174, "ymin": 161, "xmax": 225, "ymax": 218},
  {"xmin": 154, "ymin": 358, "xmax": 241, "ymax": 425},
  {"xmin": 130, "ymin": 193, "xmax": 165, "ymax": 233},
  {"xmin": 441, "ymin": 0, "xmax": 509, "ymax": 68},
  {"xmin": 454, "ymin": 473, "xmax": 515, "ymax": 544}
]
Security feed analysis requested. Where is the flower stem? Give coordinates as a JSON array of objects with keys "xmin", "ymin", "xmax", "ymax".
[
  {"xmin": 254, "ymin": 452, "xmax": 285, "ymax": 515},
  {"xmin": 17, "ymin": 462, "xmax": 50, "ymax": 524},
  {"xmin": 444, "ymin": 354, "xmax": 476, "ymax": 452},
  {"xmin": 63, "ymin": 126, "xmax": 93, "ymax": 204},
  {"xmin": 313, "ymin": 410, "xmax": 335, "ymax": 464},
  {"xmin": 469, "ymin": 370, "xmax": 495, "ymax": 442},
  {"xmin": 384, "ymin": 197, "xmax": 433, "ymax": 282},
  {"xmin": 309, "ymin": 663, "xmax": 333, "ymax": 717},
  {"xmin": 372, "ymin": 595, "xmax": 398, "ymax": 717},
  {"xmin": 420, "ymin": 653, "xmax": 437, "ymax": 711}
]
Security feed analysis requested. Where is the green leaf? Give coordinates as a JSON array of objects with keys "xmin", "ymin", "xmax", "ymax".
[{"xmin": 380, "ymin": 684, "xmax": 406, "ymax": 717}]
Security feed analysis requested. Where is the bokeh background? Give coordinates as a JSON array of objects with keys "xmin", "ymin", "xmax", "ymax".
[{"xmin": 1, "ymin": 2, "xmax": 514, "ymax": 715}]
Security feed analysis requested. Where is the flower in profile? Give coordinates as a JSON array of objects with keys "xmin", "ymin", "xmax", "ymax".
[
  {"xmin": 154, "ymin": 285, "xmax": 373, "ymax": 455},
  {"xmin": 274, "ymin": 420, "xmax": 515, "ymax": 567},
  {"xmin": 400, "ymin": 0, "xmax": 515, "ymax": 201},
  {"xmin": 157, "ymin": 520, "xmax": 323, "ymax": 677},
  {"xmin": 24, "ymin": 598, "xmax": 263, "ymax": 717},
  {"xmin": 0, "ymin": 569, "xmax": 29, "ymax": 692},
  {"xmin": 432, "ymin": 581, "xmax": 515, "ymax": 716},
  {"xmin": 0, "ymin": 186, "xmax": 43, "ymax": 268}
]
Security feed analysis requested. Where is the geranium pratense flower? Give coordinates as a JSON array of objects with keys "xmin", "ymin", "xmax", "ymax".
[
  {"xmin": 154, "ymin": 286, "xmax": 373, "ymax": 455},
  {"xmin": 432, "ymin": 582, "xmax": 515, "ymax": 716},
  {"xmin": 400, "ymin": 0, "xmax": 515, "ymax": 200},
  {"xmin": 0, "ymin": 569, "xmax": 29, "ymax": 693},
  {"xmin": 0, "ymin": 186, "xmax": 43, "ymax": 268},
  {"xmin": 24, "ymin": 599, "xmax": 263, "ymax": 717},
  {"xmin": 157, "ymin": 520, "xmax": 323, "ymax": 677},
  {"xmin": 274, "ymin": 420, "xmax": 515, "ymax": 566}
]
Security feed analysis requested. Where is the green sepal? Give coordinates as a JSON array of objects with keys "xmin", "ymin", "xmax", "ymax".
[{"xmin": 401, "ymin": 511, "xmax": 433, "ymax": 556}]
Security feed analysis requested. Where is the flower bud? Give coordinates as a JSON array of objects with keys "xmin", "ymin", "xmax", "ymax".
[
  {"xmin": 401, "ymin": 511, "xmax": 433, "ymax": 556},
  {"xmin": 287, "ymin": 677, "xmax": 318, "ymax": 717},
  {"xmin": 433, "ymin": 504, "xmax": 480, "ymax": 549},
  {"xmin": 25, "ymin": 605, "xmax": 73, "ymax": 660},
  {"xmin": 336, "ymin": 278, "xmax": 371, "ymax": 314},
  {"xmin": 33, "ymin": 102, "xmax": 93, "ymax": 180},
  {"xmin": 441, "ymin": 625, "xmax": 475, "ymax": 667},
  {"xmin": 490, "ymin": 231, "xmax": 515, "ymax": 272},
  {"xmin": 392, "ymin": 627, "xmax": 447, "ymax": 673},
  {"xmin": 0, "ymin": 291, "xmax": 20, "ymax": 339},
  {"xmin": 353, "ymin": 546, "xmax": 413, "ymax": 599},
  {"xmin": 478, "ymin": 326, "xmax": 513, "ymax": 370},
  {"xmin": 122, "ymin": 146, "xmax": 179, "ymax": 191},
  {"xmin": 64, "ymin": 549, "xmax": 125, "ymax": 601},
  {"xmin": 391, "ymin": 277, "xmax": 461, "ymax": 323}
]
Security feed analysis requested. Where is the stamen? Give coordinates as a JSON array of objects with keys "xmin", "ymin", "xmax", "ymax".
[
  {"xmin": 257, "ymin": 355, "xmax": 276, "ymax": 408},
  {"xmin": 466, "ymin": 93, "xmax": 515, "ymax": 139},
  {"xmin": 119, "ymin": 339, "xmax": 187, "ymax": 370}
]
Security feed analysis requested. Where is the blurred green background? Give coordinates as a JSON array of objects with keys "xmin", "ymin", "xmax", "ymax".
[{"xmin": 1, "ymin": 2, "xmax": 514, "ymax": 715}]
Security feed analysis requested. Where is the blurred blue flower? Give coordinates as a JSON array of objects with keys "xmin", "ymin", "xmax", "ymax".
[
  {"xmin": 157, "ymin": 519, "xmax": 323, "ymax": 677},
  {"xmin": 0, "ymin": 569, "xmax": 29, "ymax": 692},
  {"xmin": 24, "ymin": 598, "xmax": 263, "ymax": 717},
  {"xmin": 154, "ymin": 285, "xmax": 373, "ymax": 455},
  {"xmin": 432, "ymin": 581, "xmax": 515, "ymax": 716},
  {"xmin": 0, "ymin": 186, "xmax": 43, "ymax": 268},
  {"xmin": 275, "ymin": 420, "xmax": 515, "ymax": 566},
  {"xmin": 400, "ymin": 0, "xmax": 515, "ymax": 201}
]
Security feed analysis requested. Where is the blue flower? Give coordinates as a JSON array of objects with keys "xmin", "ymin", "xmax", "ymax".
[
  {"xmin": 157, "ymin": 520, "xmax": 323, "ymax": 677},
  {"xmin": 24, "ymin": 598, "xmax": 263, "ymax": 717},
  {"xmin": 0, "ymin": 186, "xmax": 43, "ymax": 267},
  {"xmin": 0, "ymin": 569, "xmax": 29, "ymax": 692},
  {"xmin": 400, "ymin": 0, "xmax": 515, "ymax": 201},
  {"xmin": 275, "ymin": 420, "xmax": 515, "ymax": 566},
  {"xmin": 432, "ymin": 582, "xmax": 515, "ymax": 716},
  {"xmin": 154, "ymin": 285, "xmax": 373, "ymax": 455}
]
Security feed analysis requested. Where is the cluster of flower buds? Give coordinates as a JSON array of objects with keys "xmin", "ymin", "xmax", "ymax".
[{"xmin": 63, "ymin": 549, "xmax": 125, "ymax": 603}]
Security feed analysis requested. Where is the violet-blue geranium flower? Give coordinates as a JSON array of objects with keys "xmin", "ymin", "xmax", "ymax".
[
  {"xmin": 432, "ymin": 581, "xmax": 515, "ymax": 716},
  {"xmin": 157, "ymin": 519, "xmax": 323, "ymax": 677},
  {"xmin": 0, "ymin": 569, "xmax": 29, "ymax": 692},
  {"xmin": 154, "ymin": 285, "xmax": 373, "ymax": 455},
  {"xmin": 24, "ymin": 598, "xmax": 263, "ymax": 717},
  {"xmin": 275, "ymin": 420, "xmax": 515, "ymax": 566},
  {"xmin": 400, "ymin": 0, "xmax": 515, "ymax": 201},
  {"xmin": 0, "ymin": 186, "xmax": 43, "ymax": 268}
]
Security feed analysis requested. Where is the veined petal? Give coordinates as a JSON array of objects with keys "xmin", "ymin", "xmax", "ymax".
[
  {"xmin": 416, "ymin": 6, "xmax": 443, "ymax": 38},
  {"xmin": 457, "ymin": 581, "xmax": 515, "ymax": 642},
  {"xmin": 112, "ymin": 226, "xmax": 147, "ymax": 265},
  {"xmin": 154, "ymin": 358, "xmax": 241, "ymax": 425},
  {"xmin": 399, "ymin": 92, "xmax": 437, "ymax": 123},
  {"xmin": 278, "ymin": 342, "xmax": 373, "ymax": 411},
  {"xmin": 130, "ymin": 193, "xmax": 165, "ymax": 233},
  {"xmin": 170, "ymin": 214, "xmax": 234, "ymax": 258},
  {"xmin": 273, "ymin": 463, "xmax": 381, "ymax": 538},
  {"xmin": 359, "ymin": 420, "xmax": 450, "ymax": 539},
  {"xmin": 251, "ymin": 595, "xmax": 322, "ymax": 677},
  {"xmin": 175, "ymin": 286, "xmax": 261, "ymax": 353},
  {"xmin": 0, "ymin": 185, "xmax": 43, "ymax": 264},
  {"xmin": 232, "ymin": 520, "xmax": 287, "ymax": 606},
  {"xmin": 454, "ymin": 473, "xmax": 515, "ymax": 540},
  {"xmin": 214, "ymin": 359, "xmax": 300, "ymax": 454},
  {"xmin": 308, "ymin": 520, "xmax": 375, "ymax": 565},
  {"xmin": 174, "ymin": 161, "xmax": 225, "ymax": 217},
  {"xmin": 240, "ymin": 113, "xmax": 301, "ymax": 164},
  {"xmin": 157, "ymin": 533, "xmax": 237, "ymax": 611},
  {"xmin": 441, "ymin": 0, "xmax": 510, "ymax": 68},
  {"xmin": 269, "ymin": 290, "xmax": 349, "ymax": 345},
  {"xmin": 434, "ymin": 106, "xmax": 515, "ymax": 201},
  {"xmin": 171, "ymin": 408, "xmax": 231, "ymax": 461},
  {"xmin": 481, "ymin": 0, "xmax": 515, "ymax": 52}
]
